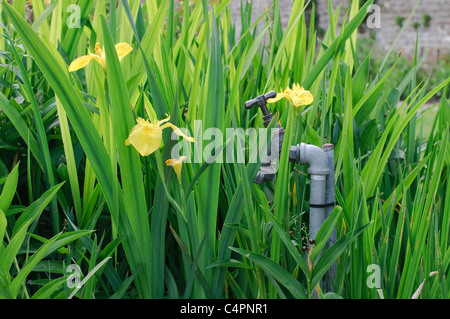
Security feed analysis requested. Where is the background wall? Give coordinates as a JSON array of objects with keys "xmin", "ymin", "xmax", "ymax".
[
  {"xmin": 228, "ymin": 0, "xmax": 294, "ymax": 36},
  {"xmin": 228, "ymin": 0, "xmax": 450, "ymax": 66}
]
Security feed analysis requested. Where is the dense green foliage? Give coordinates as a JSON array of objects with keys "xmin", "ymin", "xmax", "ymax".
[{"xmin": 0, "ymin": 0, "xmax": 449, "ymax": 299}]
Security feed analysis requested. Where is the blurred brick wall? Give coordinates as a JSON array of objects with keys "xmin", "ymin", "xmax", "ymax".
[
  {"xmin": 314, "ymin": 0, "xmax": 450, "ymax": 65},
  {"xmin": 228, "ymin": 0, "xmax": 294, "ymax": 35},
  {"xmin": 375, "ymin": 0, "xmax": 450, "ymax": 65},
  {"xmin": 227, "ymin": 0, "xmax": 450, "ymax": 66}
]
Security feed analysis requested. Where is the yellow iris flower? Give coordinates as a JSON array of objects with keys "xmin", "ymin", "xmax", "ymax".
[
  {"xmin": 68, "ymin": 42, "xmax": 133, "ymax": 72},
  {"xmin": 165, "ymin": 156, "xmax": 188, "ymax": 182},
  {"xmin": 267, "ymin": 83, "xmax": 314, "ymax": 110},
  {"xmin": 126, "ymin": 115, "xmax": 194, "ymax": 157}
]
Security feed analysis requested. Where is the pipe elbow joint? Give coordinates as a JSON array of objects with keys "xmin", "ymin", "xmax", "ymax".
[{"xmin": 290, "ymin": 143, "xmax": 331, "ymax": 176}]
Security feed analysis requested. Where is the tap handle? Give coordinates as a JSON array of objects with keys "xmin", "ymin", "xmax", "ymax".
[
  {"xmin": 245, "ymin": 91, "xmax": 277, "ymax": 127},
  {"xmin": 245, "ymin": 91, "xmax": 276, "ymax": 112}
]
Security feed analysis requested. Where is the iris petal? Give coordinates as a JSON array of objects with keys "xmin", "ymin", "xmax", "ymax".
[
  {"xmin": 115, "ymin": 43, "xmax": 133, "ymax": 61},
  {"xmin": 157, "ymin": 114, "xmax": 172, "ymax": 126},
  {"xmin": 68, "ymin": 55, "xmax": 95, "ymax": 72},
  {"xmin": 292, "ymin": 92, "xmax": 314, "ymax": 107},
  {"xmin": 160, "ymin": 123, "xmax": 195, "ymax": 142},
  {"xmin": 126, "ymin": 122, "xmax": 162, "ymax": 156},
  {"xmin": 267, "ymin": 93, "xmax": 290, "ymax": 104}
]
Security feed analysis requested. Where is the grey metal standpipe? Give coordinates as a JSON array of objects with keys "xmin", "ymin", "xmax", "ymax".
[
  {"xmin": 289, "ymin": 144, "xmax": 330, "ymax": 242},
  {"xmin": 323, "ymin": 144, "xmax": 336, "ymax": 292},
  {"xmin": 323, "ymin": 144, "xmax": 336, "ymax": 245},
  {"xmin": 290, "ymin": 143, "xmax": 331, "ymax": 299}
]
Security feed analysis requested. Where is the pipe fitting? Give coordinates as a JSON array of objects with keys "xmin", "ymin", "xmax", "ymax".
[{"xmin": 290, "ymin": 143, "xmax": 331, "ymax": 176}]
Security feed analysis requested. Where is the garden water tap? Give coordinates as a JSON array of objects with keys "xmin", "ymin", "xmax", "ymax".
[
  {"xmin": 246, "ymin": 93, "xmax": 336, "ymax": 294},
  {"xmin": 246, "ymin": 92, "xmax": 335, "ymax": 245},
  {"xmin": 245, "ymin": 91, "xmax": 285, "ymax": 184}
]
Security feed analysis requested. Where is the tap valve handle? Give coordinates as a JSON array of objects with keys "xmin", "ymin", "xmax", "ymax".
[{"xmin": 245, "ymin": 91, "xmax": 277, "ymax": 127}]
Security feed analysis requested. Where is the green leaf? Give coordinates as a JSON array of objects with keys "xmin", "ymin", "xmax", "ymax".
[
  {"xmin": 13, "ymin": 183, "xmax": 64, "ymax": 235},
  {"xmin": 310, "ymin": 206, "xmax": 343, "ymax": 263},
  {"xmin": 109, "ymin": 270, "xmax": 140, "ymax": 299},
  {"xmin": 0, "ymin": 94, "xmax": 43, "ymax": 170},
  {"xmin": 0, "ymin": 282, "xmax": 12, "ymax": 299},
  {"xmin": 45, "ymin": 230, "xmax": 94, "ymax": 259},
  {"xmin": 302, "ymin": 0, "xmax": 374, "ymax": 89},
  {"xmin": 310, "ymin": 222, "xmax": 372, "ymax": 289},
  {"xmin": 0, "ymin": 183, "xmax": 63, "ymax": 280},
  {"xmin": 230, "ymin": 247, "xmax": 307, "ymax": 299},
  {"xmin": 361, "ymin": 77, "xmax": 450, "ymax": 199},
  {"xmin": 240, "ymin": 24, "xmax": 271, "ymax": 81},
  {"xmin": 9, "ymin": 234, "xmax": 59, "ymax": 298},
  {"xmin": 0, "ymin": 209, "xmax": 7, "ymax": 252},
  {"xmin": 9, "ymin": 229, "xmax": 92, "ymax": 298},
  {"xmin": 352, "ymin": 53, "xmax": 370, "ymax": 104},
  {"xmin": 196, "ymin": 8, "xmax": 225, "ymax": 288},
  {"xmin": 0, "ymin": 163, "xmax": 19, "ymax": 214},
  {"xmin": 31, "ymin": 276, "xmax": 68, "ymax": 299},
  {"xmin": 263, "ymin": 208, "xmax": 310, "ymax": 279},
  {"xmin": 270, "ymin": 106, "xmax": 294, "ymax": 299},
  {"xmin": 305, "ymin": 122, "xmax": 322, "ymax": 147},
  {"xmin": 8, "ymin": 31, "xmax": 60, "ymax": 234},
  {"xmin": 184, "ymin": 141, "xmax": 229, "ymax": 200},
  {"xmin": 0, "ymin": 222, "xmax": 29, "ymax": 281},
  {"xmin": 55, "ymin": 98, "xmax": 82, "ymax": 225},
  {"xmin": 207, "ymin": 259, "xmax": 254, "ymax": 270},
  {"xmin": 31, "ymin": 0, "xmax": 58, "ymax": 32}
]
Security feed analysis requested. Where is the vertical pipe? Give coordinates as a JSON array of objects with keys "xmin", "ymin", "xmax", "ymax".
[
  {"xmin": 323, "ymin": 144, "xmax": 336, "ymax": 247},
  {"xmin": 289, "ymin": 143, "xmax": 331, "ymax": 298},
  {"xmin": 323, "ymin": 144, "xmax": 336, "ymax": 292},
  {"xmin": 309, "ymin": 175, "xmax": 327, "ymax": 242},
  {"xmin": 309, "ymin": 174, "xmax": 326, "ymax": 299}
]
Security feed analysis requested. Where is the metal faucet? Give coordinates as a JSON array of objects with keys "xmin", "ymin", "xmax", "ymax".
[{"xmin": 245, "ymin": 91, "xmax": 285, "ymax": 184}]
